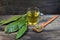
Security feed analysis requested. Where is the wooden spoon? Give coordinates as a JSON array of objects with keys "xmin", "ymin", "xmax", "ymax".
[{"xmin": 33, "ymin": 15, "xmax": 59, "ymax": 32}]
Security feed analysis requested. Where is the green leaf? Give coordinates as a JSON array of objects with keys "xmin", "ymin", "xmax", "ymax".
[
  {"xmin": 4, "ymin": 17, "xmax": 23, "ymax": 33},
  {"xmin": 5, "ymin": 15, "xmax": 27, "ymax": 33},
  {"xmin": 17, "ymin": 15, "xmax": 27, "ymax": 29},
  {"xmin": 16, "ymin": 24, "xmax": 27, "ymax": 39},
  {"xmin": 0, "ymin": 15, "xmax": 22, "ymax": 25},
  {"xmin": 5, "ymin": 21, "xmax": 18, "ymax": 33}
]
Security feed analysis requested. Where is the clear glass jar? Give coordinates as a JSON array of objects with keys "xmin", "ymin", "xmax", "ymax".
[{"xmin": 27, "ymin": 7, "xmax": 40, "ymax": 25}]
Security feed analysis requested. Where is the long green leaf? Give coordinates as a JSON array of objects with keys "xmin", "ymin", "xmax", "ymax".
[
  {"xmin": 16, "ymin": 24, "xmax": 27, "ymax": 39},
  {"xmin": 5, "ymin": 21, "xmax": 18, "ymax": 33},
  {"xmin": 17, "ymin": 15, "xmax": 27, "ymax": 29},
  {"xmin": 4, "ymin": 17, "xmax": 23, "ymax": 33},
  {"xmin": 5, "ymin": 15, "xmax": 27, "ymax": 33},
  {"xmin": 0, "ymin": 15, "xmax": 22, "ymax": 25}
]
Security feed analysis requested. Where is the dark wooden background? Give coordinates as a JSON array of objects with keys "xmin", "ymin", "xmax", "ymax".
[{"xmin": 0, "ymin": 0, "xmax": 60, "ymax": 15}]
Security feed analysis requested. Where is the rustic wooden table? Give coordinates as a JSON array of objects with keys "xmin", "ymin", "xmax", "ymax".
[{"xmin": 0, "ymin": 15, "xmax": 60, "ymax": 40}]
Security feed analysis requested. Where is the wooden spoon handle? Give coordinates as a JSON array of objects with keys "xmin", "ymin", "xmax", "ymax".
[{"xmin": 41, "ymin": 15, "xmax": 58, "ymax": 28}]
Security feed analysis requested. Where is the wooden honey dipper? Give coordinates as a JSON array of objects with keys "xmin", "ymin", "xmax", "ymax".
[{"xmin": 33, "ymin": 15, "xmax": 59, "ymax": 32}]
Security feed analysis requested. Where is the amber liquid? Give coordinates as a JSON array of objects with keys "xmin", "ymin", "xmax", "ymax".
[{"xmin": 27, "ymin": 11, "xmax": 40, "ymax": 25}]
